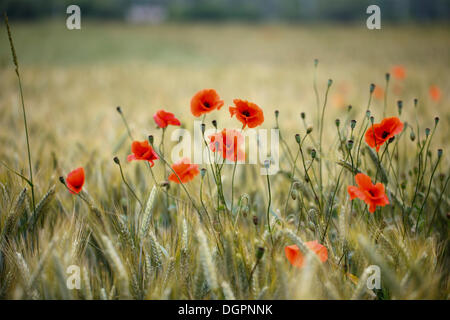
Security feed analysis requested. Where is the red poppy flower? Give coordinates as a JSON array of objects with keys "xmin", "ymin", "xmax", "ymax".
[
  {"xmin": 429, "ymin": 85, "xmax": 442, "ymax": 102},
  {"xmin": 365, "ymin": 117, "xmax": 404, "ymax": 152},
  {"xmin": 391, "ymin": 65, "xmax": 406, "ymax": 80},
  {"xmin": 285, "ymin": 241, "xmax": 328, "ymax": 268},
  {"xmin": 209, "ymin": 129, "xmax": 245, "ymax": 162},
  {"xmin": 127, "ymin": 140, "xmax": 159, "ymax": 166},
  {"xmin": 190, "ymin": 89, "xmax": 224, "ymax": 117},
  {"xmin": 66, "ymin": 167, "xmax": 85, "ymax": 194},
  {"xmin": 229, "ymin": 99, "xmax": 264, "ymax": 128},
  {"xmin": 153, "ymin": 109, "xmax": 181, "ymax": 128},
  {"xmin": 168, "ymin": 158, "xmax": 199, "ymax": 184},
  {"xmin": 347, "ymin": 173, "xmax": 389, "ymax": 213}
]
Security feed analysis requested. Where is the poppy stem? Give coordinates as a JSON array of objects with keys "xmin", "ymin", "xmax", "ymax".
[
  {"xmin": 265, "ymin": 166, "xmax": 274, "ymax": 246},
  {"xmin": 414, "ymin": 153, "xmax": 441, "ymax": 233},
  {"xmin": 318, "ymin": 80, "xmax": 332, "ymax": 210},
  {"xmin": 116, "ymin": 106, "xmax": 134, "ymax": 141},
  {"xmin": 114, "ymin": 157, "xmax": 143, "ymax": 210},
  {"xmin": 426, "ymin": 174, "xmax": 449, "ymax": 237}
]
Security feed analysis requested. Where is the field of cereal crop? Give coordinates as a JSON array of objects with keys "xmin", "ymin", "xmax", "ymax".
[{"xmin": 0, "ymin": 20, "xmax": 448, "ymax": 299}]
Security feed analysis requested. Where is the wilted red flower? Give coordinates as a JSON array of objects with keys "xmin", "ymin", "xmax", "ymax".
[
  {"xmin": 66, "ymin": 167, "xmax": 85, "ymax": 194},
  {"xmin": 347, "ymin": 173, "xmax": 389, "ymax": 213},
  {"xmin": 365, "ymin": 116, "xmax": 404, "ymax": 152},
  {"xmin": 285, "ymin": 241, "xmax": 328, "ymax": 268},
  {"xmin": 209, "ymin": 129, "xmax": 245, "ymax": 162},
  {"xmin": 168, "ymin": 158, "xmax": 199, "ymax": 184},
  {"xmin": 429, "ymin": 85, "xmax": 442, "ymax": 102},
  {"xmin": 229, "ymin": 99, "xmax": 264, "ymax": 128},
  {"xmin": 190, "ymin": 89, "xmax": 224, "ymax": 117},
  {"xmin": 391, "ymin": 65, "xmax": 406, "ymax": 80},
  {"xmin": 373, "ymin": 85, "xmax": 384, "ymax": 100},
  {"xmin": 127, "ymin": 140, "xmax": 159, "ymax": 166},
  {"xmin": 153, "ymin": 109, "xmax": 181, "ymax": 128}
]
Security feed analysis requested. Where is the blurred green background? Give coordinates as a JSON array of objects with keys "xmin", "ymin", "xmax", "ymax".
[{"xmin": 1, "ymin": 0, "xmax": 449, "ymax": 22}]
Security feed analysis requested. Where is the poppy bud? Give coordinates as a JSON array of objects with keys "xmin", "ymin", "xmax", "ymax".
[
  {"xmin": 425, "ymin": 128, "xmax": 431, "ymax": 137},
  {"xmin": 159, "ymin": 181, "xmax": 169, "ymax": 188},
  {"xmin": 148, "ymin": 135, "xmax": 154, "ymax": 145},
  {"xmin": 59, "ymin": 176, "xmax": 65, "ymax": 185},
  {"xmin": 438, "ymin": 149, "xmax": 443, "ymax": 158},
  {"xmin": 328, "ymin": 79, "xmax": 333, "ymax": 87},
  {"xmin": 201, "ymin": 123, "xmax": 206, "ymax": 134},
  {"xmin": 306, "ymin": 126, "xmax": 313, "ymax": 134},
  {"xmin": 434, "ymin": 117, "xmax": 439, "ymax": 126},
  {"xmin": 347, "ymin": 139, "xmax": 354, "ymax": 150},
  {"xmin": 397, "ymin": 100, "xmax": 403, "ymax": 115},
  {"xmin": 350, "ymin": 119, "xmax": 356, "ymax": 129},
  {"xmin": 116, "ymin": 106, "xmax": 122, "ymax": 114},
  {"xmin": 370, "ymin": 83, "xmax": 375, "ymax": 93},
  {"xmin": 410, "ymin": 130, "xmax": 416, "ymax": 141},
  {"xmin": 212, "ymin": 120, "xmax": 217, "ymax": 129},
  {"xmin": 385, "ymin": 73, "xmax": 390, "ymax": 81},
  {"xmin": 256, "ymin": 246, "xmax": 265, "ymax": 260},
  {"xmin": 242, "ymin": 205, "xmax": 249, "ymax": 217},
  {"xmin": 200, "ymin": 168, "xmax": 207, "ymax": 177},
  {"xmin": 113, "ymin": 156, "xmax": 120, "ymax": 165},
  {"xmin": 311, "ymin": 149, "xmax": 316, "ymax": 159},
  {"xmin": 300, "ymin": 112, "xmax": 306, "ymax": 120},
  {"xmin": 295, "ymin": 133, "xmax": 301, "ymax": 144},
  {"xmin": 252, "ymin": 215, "xmax": 258, "ymax": 226},
  {"xmin": 314, "ymin": 58, "xmax": 319, "ymax": 67},
  {"xmin": 335, "ymin": 119, "xmax": 340, "ymax": 127},
  {"xmin": 291, "ymin": 189, "xmax": 298, "ymax": 200}
]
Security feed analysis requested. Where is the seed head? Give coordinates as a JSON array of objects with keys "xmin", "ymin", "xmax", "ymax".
[
  {"xmin": 328, "ymin": 79, "xmax": 333, "ymax": 87},
  {"xmin": 425, "ymin": 128, "xmax": 431, "ymax": 137},
  {"xmin": 300, "ymin": 112, "xmax": 306, "ymax": 120},
  {"xmin": 212, "ymin": 120, "xmax": 217, "ymax": 129},
  {"xmin": 148, "ymin": 135, "xmax": 154, "ymax": 145},
  {"xmin": 252, "ymin": 215, "xmax": 258, "ymax": 226},
  {"xmin": 306, "ymin": 125, "xmax": 313, "ymax": 134},
  {"xmin": 438, "ymin": 149, "xmax": 443, "ymax": 158},
  {"xmin": 311, "ymin": 149, "xmax": 316, "ymax": 159},
  {"xmin": 314, "ymin": 59, "xmax": 319, "ymax": 67},
  {"xmin": 201, "ymin": 123, "xmax": 206, "ymax": 134},
  {"xmin": 370, "ymin": 83, "xmax": 375, "ymax": 94},
  {"xmin": 397, "ymin": 100, "xmax": 403, "ymax": 115},
  {"xmin": 385, "ymin": 73, "xmax": 390, "ymax": 81},
  {"xmin": 274, "ymin": 110, "xmax": 279, "ymax": 118},
  {"xmin": 200, "ymin": 168, "xmax": 207, "ymax": 177},
  {"xmin": 410, "ymin": 130, "xmax": 416, "ymax": 141},
  {"xmin": 116, "ymin": 106, "xmax": 122, "ymax": 114},
  {"xmin": 113, "ymin": 156, "xmax": 120, "ymax": 165},
  {"xmin": 335, "ymin": 119, "xmax": 340, "ymax": 127},
  {"xmin": 59, "ymin": 176, "xmax": 65, "ymax": 185},
  {"xmin": 256, "ymin": 247, "xmax": 265, "ymax": 260},
  {"xmin": 434, "ymin": 117, "xmax": 439, "ymax": 126},
  {"xmin": 350, "ymin": 119, "xmax": 356, "ymax": 129},
  {"xmin": 347, "ymin": 139, "xmax": 354, "ymax": 150},
  {"xmin": 295, "ymin": 133, "xmax": 301, "ymax": 144}
]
